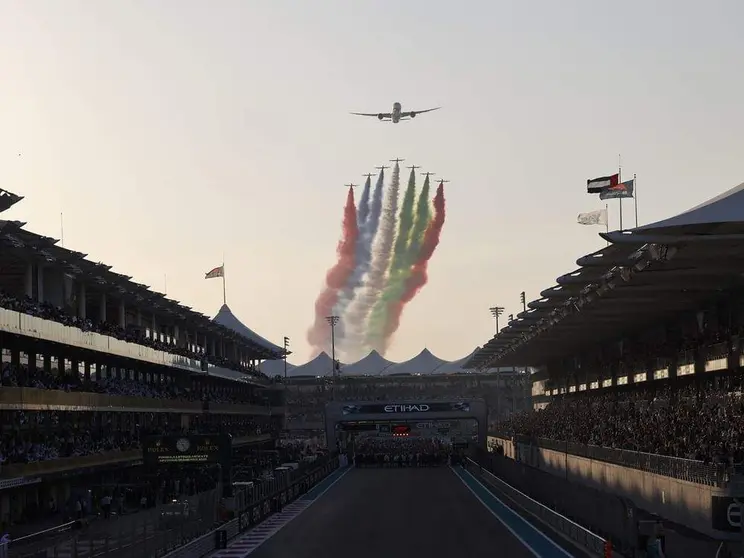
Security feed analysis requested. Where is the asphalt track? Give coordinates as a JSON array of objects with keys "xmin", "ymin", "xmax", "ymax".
[{"xmin": 241, "ymin": 466, "xmax": 582, "ymax": 558}]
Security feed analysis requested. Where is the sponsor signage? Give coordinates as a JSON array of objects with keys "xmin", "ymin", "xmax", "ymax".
[
  {"xmin": 342, "ymin": 402, "xmax": 470, "ymax": 415},
  {"xmin": 711, "ymin": 496, "xmax": 742, "ymax": 532},
  {"xmin": 143, "ymin": 434, "xmax": 231, "ymax": 467}
]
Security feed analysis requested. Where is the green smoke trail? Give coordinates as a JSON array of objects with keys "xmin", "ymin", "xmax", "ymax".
[
  {"xmin": 407, "ymin": 175, "xmax": 432, "ymax": 261},
  {"xmin": 366, "ymin": 168, "xmax": 417, "ymax": 351}
]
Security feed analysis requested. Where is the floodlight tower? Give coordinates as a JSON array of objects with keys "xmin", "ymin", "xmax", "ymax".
[{"xmin": 489, "ymin": 306, "xmax": 505, "ymax": 334}]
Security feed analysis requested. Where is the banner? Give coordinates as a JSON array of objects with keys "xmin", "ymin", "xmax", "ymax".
[
  {"xmin": 143, "ymin": 434, "xmax": 231, "ymax": 467},
  {"xmin": 342, "ymin": 401, "xmax": 470, "ymax": 415}
]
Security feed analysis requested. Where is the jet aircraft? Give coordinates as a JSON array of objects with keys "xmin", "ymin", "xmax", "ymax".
[{"xmin": 351, "ymin": 102, "xmax": 440, "ymax": 123}]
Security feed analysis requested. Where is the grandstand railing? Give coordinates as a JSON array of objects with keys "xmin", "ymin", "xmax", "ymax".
[
  {"xmin": 0, "ymin": 387, "xmax": 280, "ymax": 416},
  {"xmin": 0, "ymin": 435, "xmax": 273, "ymax": 479},
  {"xmin": 495, "ymin": 433, "xmax": 728, "ymax": 486},
  {"xmin": 0, "ymin": 308, "xmax": 270, "ymax": 385}
]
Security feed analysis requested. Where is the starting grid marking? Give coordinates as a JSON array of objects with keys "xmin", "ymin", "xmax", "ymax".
[{"xmin": 210, "ymin": 466, "xmax": 350, "ymax": 558}]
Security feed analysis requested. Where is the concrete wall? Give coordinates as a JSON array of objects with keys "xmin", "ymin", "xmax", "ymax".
[{"xmin": 490, "ymin": 437, "xmax": 731, "ymax": 539}]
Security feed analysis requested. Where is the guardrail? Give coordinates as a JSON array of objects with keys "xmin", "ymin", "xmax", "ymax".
[
  {"xmin": 464, "ymin": 457, "xmax": 612, "ymax": 557},
  {"xmin": 495, "ymin": 433, "xmax": 728, "ymax": 486}
]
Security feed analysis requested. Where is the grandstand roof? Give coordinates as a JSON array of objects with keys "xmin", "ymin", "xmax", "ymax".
[
  {"xmin": 213, "ymin": 304, "xmax": 285, "ymax": 353},
  {"xmin": 466, "ymin": 179, "xmax": 744, "ymax": 369},
  {"xmin": 0, "ymin": 219, "xmax": 284, "ymax": 360},
  {"xmin": 637, "ymin": 180, "xmax": 744, "ymax": 231}
]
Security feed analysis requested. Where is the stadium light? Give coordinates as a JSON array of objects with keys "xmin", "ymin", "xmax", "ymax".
[
  {"xmin": 283, "ymin": 336, "xmax": 290, "ymax": 381},
  {"xmin": 520, "ymin": 291, "xmax": 526, "ymax": 313},
  {"xmin": 489, "ymin": 306, "xmax": 505, "ymax": 334},
  {"xmin": 325, "ymin": 316, "xmax": 340, "ymax": 382}
]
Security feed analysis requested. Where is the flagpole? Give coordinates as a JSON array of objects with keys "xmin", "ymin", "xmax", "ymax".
[
  {"xmin": 605, "ymin": 203, "xmax": 609, "ymax": 245},
  {"xmin": 222, "ymin": 254, "xmax": 227, "ymax": 306},
  {"xmin": 633, "ymin": 173, "xmax": 638, "ymax": 228},
  {"xmin": 618, "ymin": 154, "xmax": 623, "ymax": 230}
]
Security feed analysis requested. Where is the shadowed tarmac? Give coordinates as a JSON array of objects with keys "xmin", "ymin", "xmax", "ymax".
[{"xmin": 248, "ymin": 467, "xmax": 537, "ymax": 558}]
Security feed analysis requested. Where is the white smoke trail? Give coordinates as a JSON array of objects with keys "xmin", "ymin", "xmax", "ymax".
[{"xmin": 342, "ymin": 163, "xmax": 400, "ymax": 361}]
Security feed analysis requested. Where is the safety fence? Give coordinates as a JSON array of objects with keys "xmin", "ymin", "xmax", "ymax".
[
  {"xmin": 468, "ymin": 449, "xmax": 636, "ymax": 556},
  {"xmin": 163, "ymin": 456, "xmax": 340, "ymax": 558},
  {"xmin": 495, "ymin": 433, "xmax": 729, "ymax": 487},
  {"xmin": 7, "ymin": 456, "xmax": 336, "ymax": 558}
]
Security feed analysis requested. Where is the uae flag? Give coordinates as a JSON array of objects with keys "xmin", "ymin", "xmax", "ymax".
[
  {"xmin": 205, "ymin": 265, "xmax": 224, "ymax": 279},
  {"xmin": 587, "ymin": 173, "xmax": 619, "ymax": 194}
]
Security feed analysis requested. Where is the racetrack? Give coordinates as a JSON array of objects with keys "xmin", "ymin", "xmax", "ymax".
[{"xmin": 222, "ymin": 466, "xmax": 583, "ymax": 558}]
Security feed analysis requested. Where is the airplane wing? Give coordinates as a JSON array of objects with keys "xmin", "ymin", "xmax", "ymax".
[
  {"xmin": 351, "ymin": 112, "xmax": 392, "ymax": 119},
  {"xmin": 400, "ymin": 107, "xmax": 441, "ymax": 117}
]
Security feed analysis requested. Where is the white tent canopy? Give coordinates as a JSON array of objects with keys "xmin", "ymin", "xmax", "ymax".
[
  {"xmin": 382, "ymin": 348, "xmax": 448, "ymax": 376},
  {"xmin": 431, "ymin": 350, "xmax": 479, "ymax": 375},
  {"xmin": 341, "ymin": 350, "xmax": 394, "ymax": 376},
  {"xmin": 259, "ymin": 359, "xmax": 295, "ymax": 377},
  {"xmin": 287, "ymin": 352, "xmax": 342, "ymax": 378}
]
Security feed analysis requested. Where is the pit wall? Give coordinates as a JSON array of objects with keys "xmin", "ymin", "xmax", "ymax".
[{"xmin": 488, "ymin": 436, "xmax": 732, "ymax": 540}]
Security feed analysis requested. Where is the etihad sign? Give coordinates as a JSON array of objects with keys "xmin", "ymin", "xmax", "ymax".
[{"xmin": 383, "ymin": 404, "xmax": 430, "ymax": 413}]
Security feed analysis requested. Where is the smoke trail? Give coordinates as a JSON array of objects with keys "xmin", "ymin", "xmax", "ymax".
[
  {"xmin": 306, "ymin": 187, "xmax": 358, "ymax": 352},
  {"xmin": 342, "ymin": 164, "xmax": 400, "ymax": 360},
  {"xmin": 357, "ymin": 176, "xmax": 371, "ymax": 226},
  {"xmin": 366, "ymin": 168, "xmax": 417, "ymax": 353},
  {"xmin": 341, "ymin": 169, "xmax": 385, "ymax": 360},
  {"xmin": 332, "ymin": 176, "xmax": 372, "ymax": 343},
  {"xmin": 383, "ymin": 182, "xmax": 447, "ymax": 343},
  {"xmin": 407, "ymin": 174, "xmax": 432, "ymax": 260}
]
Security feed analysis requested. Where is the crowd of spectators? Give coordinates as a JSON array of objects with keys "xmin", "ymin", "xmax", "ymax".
[
  {"xmin": 0, "ymin": 410, "xmax": 279, "ymax": 467},
  {"xmin": 496, "ymin": 378, "xmax": 744, "ymax": 464},
  {"xmin": 1, "ymin": 362, "xmax": 267, "ymax": 406},
  {"xmin": 285, "ymin": 376, "xmax": 530, "ymax": 425},
  {"xmin": 0, "ymin": 290, "xmax": 269, "ymax": 381}
]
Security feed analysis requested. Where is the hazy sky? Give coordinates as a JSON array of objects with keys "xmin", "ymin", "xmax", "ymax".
[{"xmin": 1, "ymin": 1, "xmax": 743, "ymax": 364}]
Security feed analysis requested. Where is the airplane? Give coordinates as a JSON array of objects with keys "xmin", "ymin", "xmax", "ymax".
[
  {"xmin": 345, "ymin": 183, "xmax": 358, "ymax": 189},
  {"xmin": 438, "ymin": 179, "xmax": 450, "ymax": 184},
  {"xmin": 375, "ymin": 165, "xmax": 389, "ymax": 171},
  {"xmin": 407, "ymin": 165, "xmax": 420, "ymax": 171},
  {"xmin": 362, "ymin": 173, "xmax": 374, "ymax": 180},
  {"xmin": 421, "ymin": 172, "xmax": 436, "ymax": 179},
  {"xmin": 351, "ymin": 102, "xmax": 440, "ymax": 124}
]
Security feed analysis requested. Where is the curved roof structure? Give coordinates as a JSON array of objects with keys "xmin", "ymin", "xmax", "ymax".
[
  {"xmin": 259, "ymin": 358, "xmax": 295, "ymax": 377},
  {"xmin": 260, "ymin": 348, "xmax": 515, "ymax": 378},
  {"xmin": 213, "ymin": 304, "xmax": 285, "ymax": 355},
  {"xmin": 637, "ymin": 181, "xmax": 744, "ymax": 231},
  {"xmin": 382, "ymin": 349, "xmax": 448, "ymax": 376},
  {"xmin": 432, "ymin": 349, "xmax": 479, "ymax": 375},
  {"xmin": 288, "ymin": 352, "xmax": 340, "ymax": 378},
  {"xmin": 466, "ymin": 178, "xmax": 744, "ymax": 369},
  {"xmin": 341, "ymin": 350, "xmax": 394, "ymax": 376}
]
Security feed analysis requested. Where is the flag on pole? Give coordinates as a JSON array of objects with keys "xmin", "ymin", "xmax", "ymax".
[
  {"xmin": 599, "ymin": 179, "xmax": 635, "ymax": 200},
  {"xmin": 577, "ymin": 209, "xmax": 608, "ymax": 226},
  {"xmin": 587, "ymin": 174, "xmax": 619, "ymax": 194},
  {"xmin": 205, "ymin": 265, "xmax": 224, "ymax": 279}
]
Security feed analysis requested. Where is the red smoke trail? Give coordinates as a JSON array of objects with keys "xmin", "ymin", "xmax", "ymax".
[
  {"xmin": 382, "ymin": 182, "xmax": 446, "ymax": 344},
  {"xmin": 307, "ymin": 187, "xmax": 359, "ymax": 350}
]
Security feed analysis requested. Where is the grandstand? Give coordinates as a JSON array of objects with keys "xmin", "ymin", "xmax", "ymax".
[
  {"xmin": 0, "ymin": 191, "xmax": 294, "ymax": 556},
  {"xmin": 466, "ymin": 180, "xmax": 744, "ymax": 544},
  {"xmin": 270, "ymin": 349, "xmax": 531, "ymax": 437}
]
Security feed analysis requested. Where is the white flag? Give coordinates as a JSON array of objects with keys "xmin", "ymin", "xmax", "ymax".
[{"xmin": 577, "ymin": 209, "xmax": 608, "ymax": 226}]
